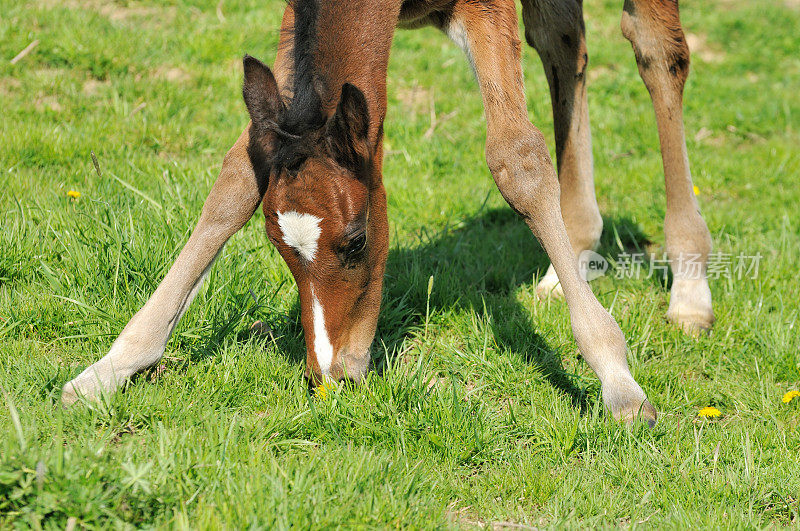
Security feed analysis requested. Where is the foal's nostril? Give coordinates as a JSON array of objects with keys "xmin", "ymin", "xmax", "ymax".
[
  {"xmin": 303, "ymin": 345, "xmax": 372, "ymax": 386},
  {"xmin": 333, "ymin": 346, "xmax": 371, "ymax": 382}
]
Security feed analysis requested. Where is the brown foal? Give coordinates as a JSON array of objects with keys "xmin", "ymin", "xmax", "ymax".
[{"xmin": 63, "ymin": 0, "xmax": 714, "ymax": 426}]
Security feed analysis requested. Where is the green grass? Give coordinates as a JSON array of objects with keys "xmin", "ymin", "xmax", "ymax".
[{"xmin": 2, "ymin": 0, "xmax": 800, "ymax": 527}]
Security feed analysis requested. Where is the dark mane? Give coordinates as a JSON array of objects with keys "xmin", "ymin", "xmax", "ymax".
[
  {"xmin": 250, "ymin": 0, "xmax": 367, "ymax": 177},
  {"xmin": 245, "ymin": 0, "xmax": 327, "ymax": 176},
  {"xmin": 280, "ymin": 0, "xmax": 326, "ymax": 136}
]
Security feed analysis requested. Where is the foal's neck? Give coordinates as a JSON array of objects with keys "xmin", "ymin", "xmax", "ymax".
[{"xmin": 302, "ymin": 0, "xmax": 401, "ymax": 144}]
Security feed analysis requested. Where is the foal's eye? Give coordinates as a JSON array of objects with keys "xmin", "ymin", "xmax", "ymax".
[{"xmin": 339, "ymin": 232, "xmax": 367, "ymax": 265}]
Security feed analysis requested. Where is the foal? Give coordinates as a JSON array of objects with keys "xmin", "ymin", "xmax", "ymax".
[{"xmin": 63, "ymin": 0, "xmax": 714, "ymax": 426}]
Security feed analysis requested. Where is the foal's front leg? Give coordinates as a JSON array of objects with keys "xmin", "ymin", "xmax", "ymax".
[
  {"xmin": 441, "ymin": 0, "xmax": 656, "ymax": 423},
  {"xmin": 62, "ymin": 6, "xmax": 299, "ymax": 406},
  {"xmin": 61, "ymin": 127, "xmax": 264, "ymax": 405}
]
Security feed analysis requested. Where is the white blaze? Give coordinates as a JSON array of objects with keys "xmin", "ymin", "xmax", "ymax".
[
  {"xmin": 311, "ymin": 287, "xmax": 333, "ymax": 376},
  {"xmin": 277, "ymin": 211, "xmax": 322, "ymax": 261}
]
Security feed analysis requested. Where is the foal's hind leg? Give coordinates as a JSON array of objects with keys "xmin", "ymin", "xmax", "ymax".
[
  {"xmin": 621, "ymin": 0, "xmax": 714, "ymax": 334},
  {"xmin": 440, "ymin": 0, "xmax": 656, "ymax": 424},
  {"xmin": 521, "ymin": 0, "xmax": 602, "ymax": 299},
  {"xmin": 61, "ymin": 127, "xmax": 265, "ymax": 405}
]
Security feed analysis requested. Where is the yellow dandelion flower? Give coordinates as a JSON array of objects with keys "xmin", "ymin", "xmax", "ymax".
[
  {"xmin": 698, "ymin": 406, "xmax": 722, "ymax": 418},
  {"xmin": 67, "ymin": 190, "xmax": 81, "ymax": 199},
  {"xmin": 314, "ymin": 381, "xmax": 336, "ymax": 400},
  {"xmin": 782, "ymin": 390, "xmax": 800, "ymax": 404},
  {"xmin": 693, "ymin": 185, "xmax": 700, "ymax": 196}
]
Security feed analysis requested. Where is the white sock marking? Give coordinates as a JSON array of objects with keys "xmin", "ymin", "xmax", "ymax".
[
  {"xmin": 311, "ymin": 287, "xmax": 334, "ymax": 376},
  {"xmin": 277, "ymin": 211, "xmax": 322, "ymax": 261}
]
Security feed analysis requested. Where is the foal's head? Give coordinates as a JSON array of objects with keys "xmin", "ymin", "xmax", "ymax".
[{"xmin": 241, "ymin": 55, "xmax": 388, "ymax": 385}]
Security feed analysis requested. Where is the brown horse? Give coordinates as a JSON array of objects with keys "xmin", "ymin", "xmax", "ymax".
[{"xmin": 63, "ymin": 0, "xmax": 715, "ymax": 426}]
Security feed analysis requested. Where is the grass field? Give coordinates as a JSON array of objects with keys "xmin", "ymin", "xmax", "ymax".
[{"xmin": 2, "ymin": 0, "xmax": 800, "ymax": 527}]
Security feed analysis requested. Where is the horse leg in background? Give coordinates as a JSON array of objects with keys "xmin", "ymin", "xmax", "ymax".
[
  {"xmin": 440, "ymin": 0, "xmax": 656, "ymax": 424},
  {"xmin": 521, "ymin": 0, "xmax": 602, "ymax": 299},
  {"xmin": 621, "ymin": 0, "xmax": 714, "ymax": 334}
]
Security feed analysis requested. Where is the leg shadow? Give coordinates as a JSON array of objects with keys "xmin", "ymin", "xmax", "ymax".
[
  {"xmin": 597, "ymin": 215, "xmax": 671, "ymax": 291},
  {"xmin": 378, "ymin": 207, "xmax": 655, "ymax": 409}
]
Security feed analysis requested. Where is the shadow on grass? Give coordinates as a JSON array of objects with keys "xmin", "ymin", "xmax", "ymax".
[
  {"xmin": 373, "ymin": 208, "xmax": 652, "ymax": 410},
  {"xmin": 184, "ymin": 206, "xmax": 651, "ymax": 410}
]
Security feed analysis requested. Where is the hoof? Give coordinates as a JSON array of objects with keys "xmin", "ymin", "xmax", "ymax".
[
  {"xmin": 60, "ymin": 379, "xmax": 96, "ymax": 408},
  {"xmin": 667, "ymin": 313, "xmax": 714, "ymax": 337},
  {"xmin": 249, "ymin": 320, "xmax": 273, "ymax": 337},
  {"xmin": 613, "ymin": 398, "xmax": 657, "ymax": 428},
  {"xmin": 667, "ymin": 278, "xmax": 715, "ymax": 337},
  {"xmin": 604, "ymin": 377, "xmax": 657, "ymax": 428},
  {"xmin": 60, "ymin": 383, "xmax": 80, "ymax": 407},
  {"xmin": 535, "ymin": 266, "xmax": 564, "ymax": 300},
  {"xmin": 60, "ymin": 366, "xmax": 117, "ymax": 407}
]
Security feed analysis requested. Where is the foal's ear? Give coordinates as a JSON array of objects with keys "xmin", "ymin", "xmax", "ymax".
[
  {"xmin": 327, "ymin": 83, "xmax": 372, "ymax": 172},
  {"xmin": 242, "ymin": 55, "xmax": 282, "ymax": 129}
]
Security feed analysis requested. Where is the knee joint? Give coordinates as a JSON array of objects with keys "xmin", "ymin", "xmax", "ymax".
[{"xmin": 486, "ymin": 127, "xmax": 559, "ymax": 217}]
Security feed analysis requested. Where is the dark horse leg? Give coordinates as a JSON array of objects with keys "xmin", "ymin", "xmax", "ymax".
[
  {"xmin": 436, "ymin": 0, "xmax": 656, "ymax": 424},
  {"xmin": 621, "ymin": 0, "xmax": 714, "ymax": 334},
  {"xmin": 520, "ymin": 0, "xmax": 602, "ymax": 300}
]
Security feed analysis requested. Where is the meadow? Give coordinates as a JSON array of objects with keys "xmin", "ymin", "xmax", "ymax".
[{"xmin": 1, "ymin": 0, "xmax": 799, "ymax": 527}]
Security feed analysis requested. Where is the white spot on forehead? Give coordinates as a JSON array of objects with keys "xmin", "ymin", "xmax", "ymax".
[
  {"xmin": 277, "ymin": 211, "xmax": 322, "ymax": 261},
  {"xmin": 311, "ymin": 287, "xmax": 333, "ymax": 376}
]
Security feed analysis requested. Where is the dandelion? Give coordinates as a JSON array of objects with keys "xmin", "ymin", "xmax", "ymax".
[
  {"xmin": 67, "ymin": 190, "xmax": 81, "ymax": 199},
  {"xmin": 782, "ymin": 390, "xmax": 800, "ymax": 404},
  {"xmin": 698, "ymin": 406, "xmax": 722, "ymax": 418},
  {"xmin": 314, "ymin": 381, "xmax": 336, "ymax": 400},
  {"xmin": 693, "ymin": 185, "xmax": 700, "ymax": 196}
]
